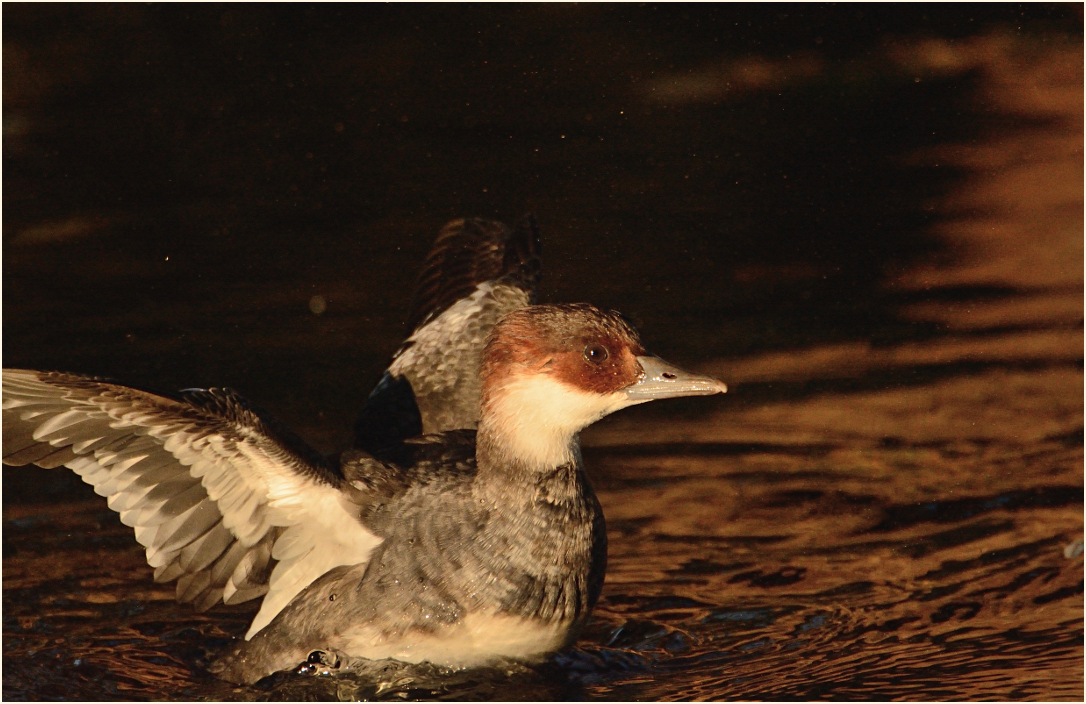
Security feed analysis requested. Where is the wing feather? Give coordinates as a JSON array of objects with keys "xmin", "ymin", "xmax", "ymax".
[
  {"xmin": 179, "ymin": 523, "xmax": 235, "ymax": 572},
  {"xmin": 154, "ymin": 502, "xmax": 221, "ymax": 554},
  {"xmin": 154, "ymin": 561, "xmax": 187, "ymax": 584},
  {"xmin": 2, "ymin": 369, "xmax": 383, "ymax": 637},
  {"xmin": 355, "ymin": 216, "xmax": 541, "ymax": 451},
  {"xmin": 407, "ymin": 216, "xmax": 541, "ymax": 332},
  {"xmin": 3, "ymin": 441, "xmax": 73, "ymax": 467}
]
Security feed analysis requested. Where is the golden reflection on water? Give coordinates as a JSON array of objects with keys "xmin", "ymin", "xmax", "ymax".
[{"xmin": 581, "ymin": 30, "xmax": 1083, "ymax": 701}]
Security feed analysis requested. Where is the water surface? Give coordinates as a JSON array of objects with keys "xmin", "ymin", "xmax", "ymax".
[{"xmin": 3, "ymin": 6, "xmax": 1082, "ymax": 700}]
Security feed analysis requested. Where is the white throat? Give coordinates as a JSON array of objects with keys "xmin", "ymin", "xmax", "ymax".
[{"xmin": 479, "ymin": 373, "xmax": 633, "ymax": 470}]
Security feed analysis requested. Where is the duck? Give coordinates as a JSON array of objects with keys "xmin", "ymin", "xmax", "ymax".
[{"xmin": 1, "ymin": 216, "xmax": 727, "ymax": 685}]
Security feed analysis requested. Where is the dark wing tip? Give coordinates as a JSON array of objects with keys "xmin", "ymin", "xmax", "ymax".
[
  {"xmin": 406, "ymin": 215, "xmax": 543, "ymax": 332},
  {"xmin": 353, "ymin": 372, "xmax": 423, "ymax": 454}
]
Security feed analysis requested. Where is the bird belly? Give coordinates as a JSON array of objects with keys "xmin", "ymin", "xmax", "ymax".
[{"xmin": 340, "ymin": 611, "xmax": 577, "ymax": 668}]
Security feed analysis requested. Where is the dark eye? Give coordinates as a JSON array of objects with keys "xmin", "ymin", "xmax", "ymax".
[{"xmin": 583, "ymin": 345, "xmax": 609, "ymax": 364}]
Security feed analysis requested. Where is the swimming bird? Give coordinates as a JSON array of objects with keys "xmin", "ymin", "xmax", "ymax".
[{"xmin": 2, "ymin": 217, "xmax": 727, "ymax": 684}]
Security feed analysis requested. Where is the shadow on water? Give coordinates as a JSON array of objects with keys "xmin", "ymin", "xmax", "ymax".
[{"xmin": 3, "ymin": 4, "xmax": 1083, "ymax": 701}]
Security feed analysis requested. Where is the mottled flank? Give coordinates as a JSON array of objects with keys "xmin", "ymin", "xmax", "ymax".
[{"xmin": 213, "ymin": 430, "xmax": 606, "ymax": 683}]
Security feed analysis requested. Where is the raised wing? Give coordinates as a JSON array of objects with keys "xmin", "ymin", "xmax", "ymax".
[
  {"xmin": 2, "ymin": 370, "xmax": 382, "ymax": 639},
  {"xmin": 354, "ymin": 216, "xmax": 541, "ymax": 452}
]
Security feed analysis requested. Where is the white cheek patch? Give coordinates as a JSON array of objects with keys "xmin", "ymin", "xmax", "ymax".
[{"xmin": 483, "ymin": 374, "xmax": 633, "ymax": 469}]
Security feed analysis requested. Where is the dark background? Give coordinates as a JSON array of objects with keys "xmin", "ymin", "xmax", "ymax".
[{"xmin": 4, "ymin": 2, "xmax": 1082, "ymax": 459}]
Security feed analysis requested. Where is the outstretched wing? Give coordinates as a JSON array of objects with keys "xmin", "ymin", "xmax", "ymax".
[
  {"xmin": 354, "ymin": 216, "xmax": 541, "ymax": 451},
  {"xmin": 2, "ymin": 370, "xmax": 382, "ymax": 640}
]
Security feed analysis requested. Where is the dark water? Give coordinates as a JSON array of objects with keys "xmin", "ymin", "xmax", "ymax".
[{"xmin": 4, "ymin": 6, "xmax": 1083, "ymax": 701}]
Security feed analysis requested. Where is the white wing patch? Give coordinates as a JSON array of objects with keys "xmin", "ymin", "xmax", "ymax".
[
  {"xmin": 2, "ymin": 370, "xmax": 382, "ymax": 639},
  {"xmin": 248, "ymin": 484, "xmax": 381, "ymax": 638}
]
